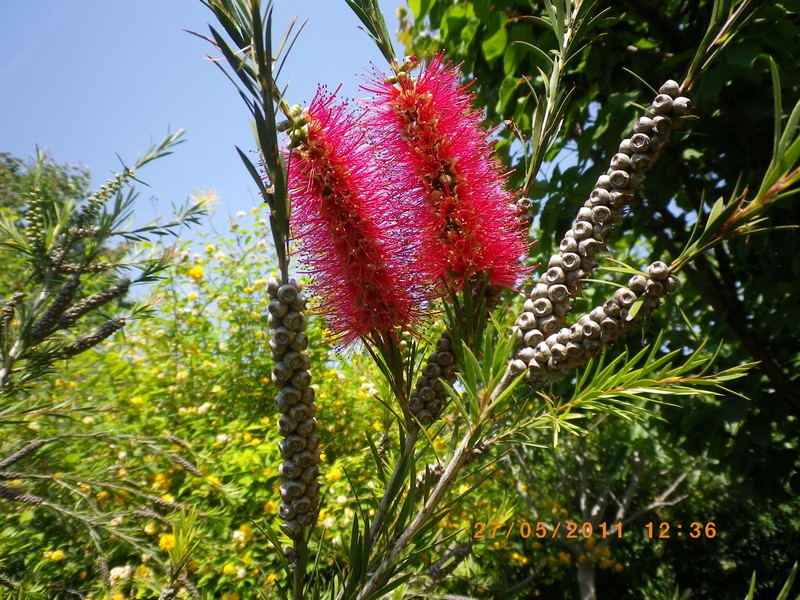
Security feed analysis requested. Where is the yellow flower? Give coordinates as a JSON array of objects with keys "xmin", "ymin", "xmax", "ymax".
[
  {"xmin": 47, "ymin": 549, "xmax": 66, "ymax": 561},
  {"xmin": 221, "ymin": 593, "xmax": 241, "ymax": 600},
  {"xmin": 158, "ymin": 533, "xmax": 176, "ymax": 552},
  {"xmin": 263, "ymin": 500, "xmax": 277, "ymax": 514},
  {"xmin": 326, "ymin": 466, "xmax": 342, "ymax": 482},
  {"xmin": 144, "ymin": 522, "xmax": 158, "ymax": 536},
  {"xmin": 187, "ymin": 292, "xmax": 198, "ymax": 302},
  {"xmin": 266, "ymin": 573, "xmax": 278, "ymax": 585},
  {"xmin": 111, "ymin": 594, "xmax": 125, "ymax": 600},
  {"xmin": 187, "ymin": 266, "xmax": 205, "ymax": 282},
  {"xmin": 222, "ymin": 563, "xmax": 237, "ymax": 576}
]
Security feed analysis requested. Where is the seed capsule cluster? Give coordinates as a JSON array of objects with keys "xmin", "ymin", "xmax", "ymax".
[
  {"xmin": 408, "ymin": 330, "xmax": 458, "ymax": 426},
  {"xmin": 512, "ymin": 81, "xmax": 690, "ymax": 347},
  {"xmin": 511, "ymin": 80, "xmax": 690, "ymax": 384},
  {"xmin": 267, "ymin": 278, "xmax": 320, "ymax": 539},
  {"xmin": 511, "ymin": 261, "xmax": 679, "ymax": 386}
]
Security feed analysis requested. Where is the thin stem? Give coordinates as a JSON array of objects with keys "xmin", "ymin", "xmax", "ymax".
[{"xmin": 368, "ymin": 429, "xmax": 418, "ymax": 543}]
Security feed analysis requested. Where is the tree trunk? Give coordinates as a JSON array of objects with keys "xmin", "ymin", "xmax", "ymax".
[{"xmin": 577, "ymin": 562, "xmax": 597, "ymax": 600}]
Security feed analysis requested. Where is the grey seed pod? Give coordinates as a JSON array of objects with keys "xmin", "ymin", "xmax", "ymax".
[
  {"xmin": 417, "ymin": 373, "xmax": 431, "ymax": 388},
  {"xmin": 608, "ymin": 191, "xmax": 630, "ymax": 208},
  {"xmin": 420, "ymin": 386, "xmax": 436, "ymax": 401},
  {"xmin": 614, "ymin": 288, "xmax": 637, "ymax": 307},
  {"xmin": 284, "ymin": 351, "xmax": 311, "ymax": 371},
  {"xmin": 628, "ymin": 275, "xmax": 647, "ymax": 293},
  {"xmin": 303, "ymin": 387, "xmax": 315, "ymax": 403},
  {"xmin": 539, "ymin": 315, "xmax": 560, "ymax": 335},
  {"xmin": 578, "ymin": 238, "xmax": 601, "ymax": 257},
  {"xmin": 628, "ymin": 171, "xmax": 646, "ymax": 190},
  {"xmin": 509, "ymin": 359, "xmax": 527, "ymax": 375},
  {"xmin": 550, "ymin": 343, "xmax": 567, "ymax": 361},
  {"xmin": 634, "ymin": 116, "xmax": 655, "ymax": 134},
  {"xmin": 511, "ymin": 326, "xmax": 524, "ymax": 348},
  {"xmin": 560, "ymin": 253, "xmax": 581, "ymax": 272},
  {"xmin": 630, "ymin": 133, "xmax": 651, "ymax": 152},
  {"xmin": 289, "ymin": 332, "xmax": 309, "ymax": 351},
  {"xmin": 524, "ymin": 329, "xmax": 544, "ymax": 347},
  {"xmin": 593, "ymin": 223, "xmax": 611, "ymax": 240},
  {"xmin": 664, "ymin": 275, "xmax": 680, "ymax": 294},
  {"xmin": 610, "ymin": 207, "xmax": 625, "ymax": 223},
  {"xmin": 582, "ymin": 256, "xmax": 599, "ymax": 271},
  {"xmin": 416, "ymin": 410, "xmax": 434, "ymax": 425},
  {"xmin": 278, "ymin": 503, "xmax": 296, "ymax": 521},
  {"xmin": 619, "ymin": 138, "xmax": 633, "ymax": 155},
  {"xmin": 609, "ymin": 170, "xmax": 630, "ymax": 189},
  {"xmin": 583, "ymin": 338, "xmax": 602, "ymax": 354},
  {"xmin": 297, "ymin": 511, "xmax": 317, "ymax": 528},
  {"xmin": 517, "ymin": 197, "xmax": 534, "ymax": 211},
  {"xmin": 556, "ymin": 328, "xmax": 571, "ymax": 345},
  {"xmin": 436, "ymin": 334, "xmax": 453, "ymax": 352},
  {"xmin": 295, "ymin": 450, "xmax": 317, "ymax": 468},
  {"xmin": 280, "ymin": 481, "xmax": 306, "ymax": 501},
  {"xmin": 522, "ymin": 298, "xmax": 536, "ymax": 313},
  {"xmin": 590, "ymin": 206, "xmax": 611, "ymax": 224},
  {"xmin": 281, "ymin": 519, "xmax": 303, "ymax": 538},
  {"xmin": 305, "ymin": 433, "xmax": 320, "ymax": 451},
  {"xmin": 659, "ymin": 80, "xmax": 681, "ymax": 97},
  {"xmin": 300, "ymin": 466, "xmax": 319, "ymax": 484},
  {"xmin": 267, "ymin": 278, "xmax": 280, "ymax": 296},
  {"xmin": 533, "ymin": 342, "xmax": 552, "ymax": 362},
  {"xmin": 292, "ymin": 495, "xmax": 314, "ymax": 515},
  {"xmin": 283, "ymin": 311, "xmax": 307, "ymax": 332},
  {"xmin": 589, "ymin": 306, "xmax": 606, "ymax": 322},
  {"xmin": 559, "ymin": 236, "xmax": 579, "ymax": 253},
  {"xmin": 303, "ymin": 482, "xmax": 321, "ymax": 502},
  {"xmin": 582, "ymin": 320, "xmax": 601, "ymax": 339},
  {"xmin": 289, "ymin": 402, "xmax": 315, "ymax": 422},
  {"xmin": 290, "ymin": 294, "xmax": 308, "ymax": 312},
  {"xmin": 630, "ymin": 152, "xmax": 653, "ymax": 170},
  {"xmin": 645, "ymin": 279, "xmax": 664, "ymax": 297},
  {"xmin": 517, "ymin": 346, "xmax": 536, "ymax": 363},
  {"xmin": 273, "ymin": 326, "xmax": 295, "ymax": 346},
  {"xmin": 565, "ymin": 269, "xmax": 582, "ymax": 290},
  {"xmin": 423, "ymin": 363, "xmax": 441, "ymax": 378},
  {"xmin": 576, "ymin": 206, "xmax": 593, "ymax": 222},
  {"xmin": 653, "ymin": 115, "xmax": 672, "ymax": 134},
  {"xmin": 268, "ymin": 300, "xmax": 289, "ymax": 318},
  {"xmin": 649, "ymin": 134, "xmax": 668, "ymax": 153},
  {"xmin": 278, "ymin": 414, "xmax": 298, "ymax": 436},
  {"xmin": 441, "ymin": 365, "xmax": 459, "ymax": 379},
  {"xmin": 573, "ymin": 221, "xmax": 593, "ymax": 240},
  {"xmin": 295, "ymin": 418, "xmax": 317, "ymax": 437},
  {"xmin": 436, "ymin": 351, "xmax": 455, "ymax": 367},
  {"xmin": 651, "ymin": 94, "xmax": 674, "ymax": 114},
  {"xmin": 610, "ymin": 153, "xmax": 633, "ymax": 171},
  {"xmin": 269, "ymin": 339, "xmax": 288, "ymax": 359},
  {"xmin": 276, "ymin": 387, "xmax": 302, "ymax": 411},
  {"xmin": 531, "ymin": 282, "xmax": 550, "ymax": 298},
  {"xmin": 279, "ymin": 435, "xmax": 306, "ymax": 457},
  {"xmin": 548, "ymin": 284, "xmax": 570, "ymax": 303},
  {"xmin": 545, "ymin": 267, "xmax": 566, "ymax": 284},
  {"xmin": 279, "ymin": 461, "xmax": 301, "ymax": 480},
  {"xmin": 532, "ymin": 298, "xmax": 553, "ymax": 317},
  {"xmin": 589, "ymin": 188, "xmax": 611, "ymax": 206},
  {"xmin": 408, "ymin": 395, "xmax": 425, "ymax": 414},
  {"xmin": 642, "ymin": 296, "xmax": 661, "ymax": 310},
  {"xmin": 600, "ymin": 317, "xmax": 619, "ymax": 333},
  {"xmin": 272, "ymin": 362, "xmax": 293, "ymax": 385},
  {"xmin": 672, "ymin": 97, "xmax": 692, "ymax": 116},
  {"xmin": 427, "ymin": 399, "xmax": 444, "ymax": 415},
  {"xmin": 268, "ymin": 313, "xmax": 283, "ymax": 329},
  {"xmin": 517, "ymin": 312, "xmax": 537, "ymax": 331},
  {"xmin": 596, "ymin": 175, "xmax": 612, "ymax": 190},
  {"xmin": 277, "ymin": 283, "xmax": 299, "ymax": 304},
  {"xmin": 548, "ymin": 255, "xmax": 564, "ymax": 269},
  {"xmin": 569, "ymin": 323, "xmax": 584, "ymax": 342},
  {"xmin": 646, "ymin": 261, "xmax": 670, "ymax": 281},
  {"xmin": 290, "ymin": 370, "xmax": 311, "ymax": 389},
  {"xmin": 603, "ymin": 299, "xmax": 622, "ymax": 318},
  {"xmin": 565, "ymin": 341, "xmax": 582, "ymax": 359},
  {"xmin": 553, "ymin": 301, "xmax": 571, "ymax": 318}
]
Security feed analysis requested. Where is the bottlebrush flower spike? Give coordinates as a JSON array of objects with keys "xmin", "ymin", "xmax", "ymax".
[
  {"xmin": 364, "ymin": 54, "xmax": 527, "ymax": 291},
  {"xmin": 287, "ymin": 88, "xmax": 421, "ymax": 346}
]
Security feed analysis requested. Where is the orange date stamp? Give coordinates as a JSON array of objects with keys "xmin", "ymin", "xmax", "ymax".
[{"xmin": 473, "ymin": 520, "xmax": 623, "ymax": 540}]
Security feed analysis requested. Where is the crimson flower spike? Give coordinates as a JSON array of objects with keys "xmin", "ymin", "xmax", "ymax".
[
  {"xmin": 287, "ymin": 88, "xmax": 422, "ymax": 346},
  {"xmin": 364, "ymin": 54, "xmax": 528, "ymax": 293}
]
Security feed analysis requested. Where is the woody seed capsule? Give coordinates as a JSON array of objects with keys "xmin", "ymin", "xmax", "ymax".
[
  {"xmin": 548, "ymin": 284, "xmax": 569, "ymax": 303},
  {"xmin": 651, "ymin": 94, "xmax": 674, "ymax": 114},
  {"xmin": 630, "ymin": 133, "xmax": 651, "ymax": 152}
]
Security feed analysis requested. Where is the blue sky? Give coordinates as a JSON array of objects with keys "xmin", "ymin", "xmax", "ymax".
[{"xmin": 2, "ymin": 1, "xmax": 403, "ymax": 234}]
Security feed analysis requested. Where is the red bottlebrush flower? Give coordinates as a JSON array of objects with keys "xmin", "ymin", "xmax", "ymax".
[
  {"xmin": 287, "ymin": 88, "xmax": 422, "ymax": 346},
  {"xmin": 363, "ymin": 54, "xmax": 527, "ymax": 291}
]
